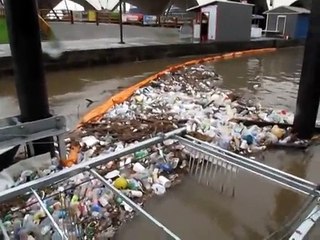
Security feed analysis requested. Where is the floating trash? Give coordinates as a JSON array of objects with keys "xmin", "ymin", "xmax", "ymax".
[{"xmin": 0, "ymin": 63, "xmax": 310, "ymax": 239}]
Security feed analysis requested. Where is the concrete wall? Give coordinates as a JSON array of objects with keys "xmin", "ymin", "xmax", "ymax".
[
  {"xmin": 0, "ymin": 39, "xmax": 305, "ymax": 76},
  {"xmin": 216, "ymin": 2, "xmax": 252, "ymax": 42}
]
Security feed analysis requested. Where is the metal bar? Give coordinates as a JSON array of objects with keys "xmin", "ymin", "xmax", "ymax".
[
  {"xmin": 0, "ymin": 220, "xmax": 10, "ymax": 240},
  {"xmin": 176, "ymin": 136, "xmax": 319, "ymax": 196},
  {"xmin": 0, "ymin": 129, "xmax": 66, "ymax": 150},
  {"xmin": 0, "ymin": 115, "xmax": 66, "ymax": 150},
  {"xmin": 31, "ymin": 189, "xmax": 68, "ymax": 240},
  {"xmin": 185, "ymin": 135, "xmax": 317, "ymax": 189},
  {"xmin": 57, "ymin": 134, "xmax": 67, "ymax": 160},
  {"xmin": 0, "ymin": 115, "xmax": 66, "ymax": 137},
  {"xmin": 182, "ymin": 139, "xmax": 312, "ymax": 195},
  {"xmin": 118, "ymin": 0, "xmax": 125, "ymax": 44},
  {"xmin": 89, "ymin": 168, "xmax": 181, "ymax": 240},
  {"xmin": 289, "ymin": 204, "xmax": 320, "ymax": 240},
  {"xmin": 0, "ymin": 127, "xmax": 186, "ymax": 202}
]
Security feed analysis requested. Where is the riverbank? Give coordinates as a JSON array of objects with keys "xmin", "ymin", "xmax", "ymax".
[{"xmin": 0, "ymin": 38, "xmax": 304, "ymax": 76}]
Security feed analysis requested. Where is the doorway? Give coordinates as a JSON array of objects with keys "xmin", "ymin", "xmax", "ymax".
[
  {"xmin": 200, "ymin": 12, "xmax": 209, "ymax": 42},
  {"xmin": 276, "ymin": 15, "xmax": 286, "ymax": 35}
]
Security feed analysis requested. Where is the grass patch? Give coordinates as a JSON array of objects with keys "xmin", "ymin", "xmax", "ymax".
[{"xmin": 0, "ymin": 17, "xmax": 8, "ymax": 44}]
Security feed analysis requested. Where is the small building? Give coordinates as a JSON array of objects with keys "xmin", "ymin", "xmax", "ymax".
[
  {"xmin": 187, "ymin": 0, "xmax": 253, "ymax": 42},
  {"xmin": 264, "ymin": 6, "xmax": 310, "ymax": 39}
]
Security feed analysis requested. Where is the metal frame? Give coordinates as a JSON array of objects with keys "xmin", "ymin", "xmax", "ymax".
[
  {"xmin": 289, "ymin": 203, "xmax": 320, "ymax": 240},
  {"xmin": 0, "ymin": 128, "xmax": 186, "ymax": 240},
  {"xmin": 265, "ymin": 13, "xmax": 269, "ymax": 31},
  {"xmin": 0, "ymin": 127, "xmax": 318, "ymax": 239},
  {"xmin": 276, "ymin": 15, "xmax": 287, "ymax": 35},
  {"xmin": 0, "ymin": 127, "xmax": 186, "ymax": 203},
  {"xmin": 175, "ymin": 135, "xmax": 319, "ymax": 197},
  {"xmin": 176, "ymin": 135, "xmax": 320, "ymax": 238},
  {"xmin": 0, "ymin": 115, "xmax": 67, "ymax": 159}
]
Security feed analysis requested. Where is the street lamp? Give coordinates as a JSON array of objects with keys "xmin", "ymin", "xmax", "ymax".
[{"xmin": 118, "ymin": 0, "xmax": 125, "ymax": 44}]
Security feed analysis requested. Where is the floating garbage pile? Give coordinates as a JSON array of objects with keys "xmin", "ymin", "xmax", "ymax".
[
  {"xmin": 80, "ymin": 64, "xmax": 305, "ymax": 155},
  {"xmin": 0, "ymin": 64, "xmax": 308, "ymax": 239}
]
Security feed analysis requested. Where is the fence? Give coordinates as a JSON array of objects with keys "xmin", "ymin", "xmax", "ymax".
[{"xmin": 38, "ymin": 9, "xmax": 193, "ymax": 28}]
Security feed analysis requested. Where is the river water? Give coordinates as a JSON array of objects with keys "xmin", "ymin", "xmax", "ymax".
[{"xmin": 1, "ymin": 46, "xmax": 319, "ymax": 239}]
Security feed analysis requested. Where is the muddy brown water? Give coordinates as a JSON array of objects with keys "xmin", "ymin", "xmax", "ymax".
[{"xmin": 1, "ymin": 46, "xmax": 319, "ymax": 240}]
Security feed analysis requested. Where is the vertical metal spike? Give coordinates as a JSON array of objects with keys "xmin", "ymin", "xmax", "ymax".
[
  {"xmin": 216, "ymin": 160, "xmax": 225, "ymax": 192},
  {"xmin": 188, "ymin": 148, "xmax": 193, "ymax": 172},
  {"xmin": 220, "ymin": 161, "xmax": 228, "ymax": 194},
  {"xmin": 210, "ymin": 158, "xmax": 219, "ymax": 187},
  {"xmin": 224, "ymin": 164, "xmax": 233, "ymax": 196},
  {"xmin": 194, "ymin": 151, "xmax": 201, "ymax": 177},
  {"xmin": 231, "ymin": 166, "xmax": 238, "ymax": 198},
  {"xmin": 198, "ymin": 153, "xmax": 206, "ymax": 183},
  {"xmin": 202, "ymin": 154, "xmax": 211, "ymax": 185},
  {"xmin": 189, "ymin": 149, "xmax": 196, "ymax": 174},
  {"xmin": 206, "ymin": 156, "xmax": 215, "ymax": 186}
]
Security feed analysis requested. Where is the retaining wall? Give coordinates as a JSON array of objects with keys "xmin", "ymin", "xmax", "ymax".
[{"xmin": 0, "ymin": 39, "xmax": 305, "ymax": 76}]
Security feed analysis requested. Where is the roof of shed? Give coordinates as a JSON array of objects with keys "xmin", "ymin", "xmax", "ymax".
[
  {"xmin": 187, "ymin": 0, "xmax": 253, "ymax": 12},
  {"xmin": 264, "ymin": 6, "xmax": 310, "ymax": 14}
]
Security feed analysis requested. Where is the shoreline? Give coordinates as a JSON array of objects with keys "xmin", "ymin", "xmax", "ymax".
[{"xmin": 0, "ymin": 38, "xmax": 304, "ymax": 76}]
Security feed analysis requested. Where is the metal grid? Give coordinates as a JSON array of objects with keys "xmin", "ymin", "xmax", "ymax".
[
  {"xmin": 176, "ymin": 135, "xmax": 320, "ymax": 197},
  {"xmin": 175, "ymin": 134, "xmax": 320, "ymax": 239},
  {"xmin": 0, "ymin": 128, "xmax": 186, "ymax": 240},
  {"xmin": 1, "ymin": 127, "xmax": 320, "ymax": 239}
]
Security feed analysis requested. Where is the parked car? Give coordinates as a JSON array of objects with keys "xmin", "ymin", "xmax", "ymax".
[{"xmin": 123, "ymin": 6, "xmax": 143, "ymax": 23}]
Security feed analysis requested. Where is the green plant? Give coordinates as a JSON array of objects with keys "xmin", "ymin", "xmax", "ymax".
[{"xmin": 0, "ymin": 17, "xmax": 9, "ymax": 44}]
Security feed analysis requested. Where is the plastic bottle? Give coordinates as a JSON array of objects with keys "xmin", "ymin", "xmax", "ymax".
[
  {"xmin": 134, "ymin": 149, "xmax": 148, "ymax": 160},
  {"xmin": 152, "ymin": 183, "xmax": 166, "ymax": 196},
  {"xmin": 131, "ymin": 170, "xmax": 152, "ymax": 190}
]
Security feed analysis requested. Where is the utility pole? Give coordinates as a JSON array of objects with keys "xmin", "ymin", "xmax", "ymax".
[
  {"xmin": 293, "ymin": 1, "xmax": 320, "ymax": 139},
  {"xmin": 119, "ymin": 0, "xmax": 125, "ymax": 44},
  {"xmin": 123, "ymin": 1, "xmax": 126, "ymax": 14},
  {"xmin": 4, "ymin": 0, "xmax": 54, "ymax": 155}
]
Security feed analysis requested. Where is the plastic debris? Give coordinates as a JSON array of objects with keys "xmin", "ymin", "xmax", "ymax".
[{"xmin": 0, "ymin": 63, "xmax": 309, "ymax": 239}]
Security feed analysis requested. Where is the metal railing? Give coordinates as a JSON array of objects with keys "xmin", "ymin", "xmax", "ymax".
[
  {"xmin": 0, "ymin": 127, "xmax": 319, "ymax": 239},
  {"xmin": 175, "ymin": 134, "xmax": 320, "ymax": 239},
  {"xmin": 176, "ymin": 135, "xmax": 319, "ymax": 197},
  {"xmin": 0, "ymin": 128, "xmax": 186, "ymax": 239}
]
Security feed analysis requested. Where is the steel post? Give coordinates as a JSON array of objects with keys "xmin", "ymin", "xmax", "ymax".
[
  {"xmin": 4, "ymin": 0, "xmax": 54, "ymax": 156},
  {"xmin": 293, "ymin": 2, "xmax": 320, "ymax": 139},
  {"xmin": 119, "ymin": 0, "xmax": 125, "ymax": 44}
]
